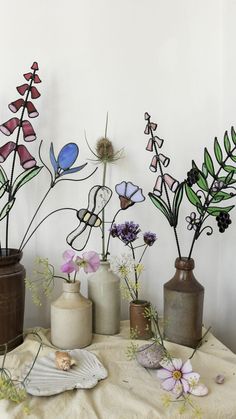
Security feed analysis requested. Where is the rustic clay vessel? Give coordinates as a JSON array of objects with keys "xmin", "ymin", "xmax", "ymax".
[
  {"xmin": 0, "ymin": 249, "xmax": 25, "ymax": 353},
  {"xmin": 129, "ymin": 300, "xmax": 152, "ymax": 339},
  {"xmin": 164, "ymin": 257, "xmax": 204, "ymax": 348}
]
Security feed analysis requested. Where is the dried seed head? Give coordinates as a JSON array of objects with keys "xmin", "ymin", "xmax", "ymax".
[{"xmin": 96, "ymin": 137, "xmax": 114, "ymax": 162}]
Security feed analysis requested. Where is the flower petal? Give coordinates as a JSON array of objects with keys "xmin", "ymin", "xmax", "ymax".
[
  {"xmin": 161, "ymin": 377, "xmax": 176, "ymax": 391},
  {"xmin": 58, "ymin": 143, "xmax": 79, "ymax": 170},
  {"xmin": 81, "ymin": 251, "xmax": 100, "ymax": 273},
  {"xmin": 190, "ymin": 383, "xmax": 208, "ymax": 396},
  {"xmin": 125, "ymin": 182, "xmax": 139, "ymax": 198},
  {"xmin": 157, "ymin": 369, "xmax": 173, "ymax": 380},
  {"xmin": 130, "ymin": 188, "xmax": 145, "ymax": 203},
  {"xmin": 115, "ymin": 181, "xmax": 126, "ymax": 197},
  {"xmin": 159, "ymin": 359, "xmax": 175, "ymax": 372},
  {"xmin": 61, "ymin": 261, "xmax": 75, "ymax": 274},
  {"xmin": 63, "ymin": 249, "xmax": 75, "ymax": 262},
  {"xmin": 181, "ymin": 359, "xmax": 193, "ymax": 374},
  {"xmin": 183, "ymin": 372, "xmax": 200, "ymax": 386},
  {"xmin": 59, "ymin": 163, "xmax": 87, "ymax": 177},
  {"xmin": 172, "ymin": 359, "xmax": 183, "ymax": 371},
  {"xmin": 50, "ymin": 143, "xmax": 58, "ymax": 173},
  {"xmin": 172, "ymin": 380, "xmax": 184, "ymax": 396},
  {"xmin": 180, "ymin": 378, "xmax": 190, "ymax": 393}
]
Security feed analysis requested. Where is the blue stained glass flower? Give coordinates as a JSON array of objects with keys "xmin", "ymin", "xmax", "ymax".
[
  {"xmin": 115, "ymin": 181, "xmax": 145, "ymax": 210},
  {"xmin": 50, "ymin": 142, "xmax": 87, "ymax": 179}
]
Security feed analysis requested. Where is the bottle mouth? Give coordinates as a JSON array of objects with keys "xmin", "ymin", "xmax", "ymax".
[{"xmin": 175, "ymin": 257, "xmax": 194, "ymax": 271}]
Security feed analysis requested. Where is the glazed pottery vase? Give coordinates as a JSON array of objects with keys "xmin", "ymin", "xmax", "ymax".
[
  {"xmin": 129, "ymin": 300, "xmax": 152, "ymax": 340},
  {"xmin": 88, "ymin": 261, "xmax": 120, "ymax": 335},
  {"xmin": 51, "ymin": 281, "xmax": 92, "ymax": 349},
  {"xmin": 164, "ymin": 257, "xmax": 204, "ymax": 348},
  {"xmin": 0, "ymin": 249, "xmax": 25, "ymax": 354}
]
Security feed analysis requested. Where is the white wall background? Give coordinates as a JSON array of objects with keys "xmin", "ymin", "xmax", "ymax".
[{"xmin": 0, "ymin": 0, "xmax": 236, "ymax": 351}]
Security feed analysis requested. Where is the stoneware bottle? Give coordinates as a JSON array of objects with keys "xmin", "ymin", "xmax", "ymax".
[
  {"xmin": 130, "ymin": 300, "xmax": 152, "ymax": 339},
  {"xmin": 88, "ymin": 261, "xmax": 120, "ymax": 335},
  {"xmin": 164, "ymin": 257, "xmax": 204, "ymax": 348},
  {"xmin": 51, "ymin": 281, "xmax": 92, "ymax": 349}
]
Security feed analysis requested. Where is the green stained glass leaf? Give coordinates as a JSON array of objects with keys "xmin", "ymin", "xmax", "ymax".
[
  {"xmin": 223, "ymin": 165, "xmax": 236, "ymax": 173},
  {"xmin": 214, "ymin": 138, "xmax": 223, "ymax": 164},
  {"xmin": 172, "ymin": 182, "xmax": 184, "ymax": 227},
  {"xmin": 230, "ymin": 155, "xmax": 236, "ymax": 163},
  {"xmin": 185, "ymin": 183, "xmax": 203, "ymax": 213},
  {"xmin": 231, "ymin": 126, "xmax": 236, "ymax": 145},
  {"xmin": 204, "ymin": 148, "xmax": 215, "ymax": 176},
  {"xmin": 12, "ymin": 166, "xmax": 43, "ymax": 197},
  {"xmin": 211, "ymin": 191, "xmax": 233, "ymax": 203},
  {"xmin": 219, "ymin": 173, "xmax": 235, "ymax": 185},
  {"xmin": 0, "ymin": 198, "xmax": 15, "ymax": 221},
  {"xmin": 149, "ymin": 193, "xmax": 172, "ymax": 225},
  {"xmin": 0, "ymin": 166, "xmax": 8, "ymax": 186},
  {"xmin": 207, "ymin": 205, "xmax": 234, "ymax": 216},
  {"xmin": 197, "ymin": 172, "xmax": 208, "ymax": 192},
  {"xmin": 0, "ymin": 182, "xmax": 8, "ymax": 199},
  {"xmin": 224, "ymin": 131, "xmax": 231, "ymax": 154},
  {"xmin": 202, "ymin": 163, "xmax": 208, "ymax": 178}
]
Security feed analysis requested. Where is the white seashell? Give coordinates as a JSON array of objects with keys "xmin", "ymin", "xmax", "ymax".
[
  {"xmin": 190, "ymin": 383, "xmax": 209, "ymax": 396},
  {"xmin": 23, "ymin": 349, "xmax": 108, "ymax": 396},
  {"xmin": 215, "ymin": 374, "xmax": 225, "ymax": 384}
]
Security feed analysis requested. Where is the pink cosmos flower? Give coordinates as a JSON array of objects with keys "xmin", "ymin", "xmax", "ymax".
[
  {"xmin": 75, "ymin": 251, "xmax": 100, "ymax": 273},
  {"xmin": 157, "ymin": 358, "xmax": 200, "ymax": 396},
  {"xmin": 61, "ymin": 249, "xmax": 77, "ymax": 274}
]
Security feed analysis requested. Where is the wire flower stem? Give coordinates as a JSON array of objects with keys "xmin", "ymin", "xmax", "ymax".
[{"xmin": 21, "ymin": 207, "xmax": 77, "ymax": 251}]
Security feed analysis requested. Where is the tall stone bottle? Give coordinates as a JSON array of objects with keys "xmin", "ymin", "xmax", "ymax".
[
  {"xmin": 88, "ymin": 261, "xmax": 120, "ymax": 335},
  {"xmin": 164, "ymin": 257, "xmax": 204, "ymax": 348}
]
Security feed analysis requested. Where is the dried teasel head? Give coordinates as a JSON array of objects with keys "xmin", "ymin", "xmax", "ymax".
[{"xmin": 96, "ymin": 137, "xmax": 115, "ymax": 162}]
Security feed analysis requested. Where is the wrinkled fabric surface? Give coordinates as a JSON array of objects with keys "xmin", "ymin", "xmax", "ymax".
[{"xmin": 0, "ymin": 321, "xmax": 236, "ymax": 419}]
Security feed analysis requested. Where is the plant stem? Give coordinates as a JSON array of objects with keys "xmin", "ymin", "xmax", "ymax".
[
  {"xmin": 130, "ymin": 243, "xmax": 138, "ymax": 299},
  {"xmin": 187, "ymin": 145, "xmax": 236, "ymax": 259},
  {"xmin": 104, "ymin": 208, "xmax": 121, "ymax": 260},
  {"xmin": 5, "ymin": 69, "xmax": 36, "ymax": 252},
  {"xmin": 101, "ymin": 161, "xmax": 107, "ymax": 260}
]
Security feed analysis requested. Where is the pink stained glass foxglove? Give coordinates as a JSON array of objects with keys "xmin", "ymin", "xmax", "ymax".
[
  {"xmin": 17, "ymin": 144, "xmax": 36, "ymax": 169},
  {"xmin": 16, "ymin": 83, "xmax": 29, "ymax": 96},
  {"xmin": 22, "ymin": 120, "xmax": 36, "ymax": 142},
  {"xmin": 8, "ymin": 99, "xmax": 25, "ymax": 113},
  {"xmin": 26, "ymin": 101, "xmax": 39, "ymax": 118},
  {"xmin": 0, "ymin": 141, "xmax": 16, "ymax": 163},
  {"xmin": 0, "ymin": 117, "xmax": 20, "ymax": 136}
]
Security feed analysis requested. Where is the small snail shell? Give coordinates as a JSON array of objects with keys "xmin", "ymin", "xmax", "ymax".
[{"xmin": 55, "ymin": 351, "xmax": 76, "ymax": 371}]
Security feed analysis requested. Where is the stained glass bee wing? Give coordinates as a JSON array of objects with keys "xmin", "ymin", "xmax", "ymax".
[{"xmin": 66, "ymin": 185, "xmax": 112, "ymax": 251}]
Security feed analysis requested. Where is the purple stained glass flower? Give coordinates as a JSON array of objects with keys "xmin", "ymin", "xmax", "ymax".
[
  {"xmin": 110, "ymin": 221, "xmax": 140, "ymax": 244},
  {"xmin": 143, "ymin": 232, "xmax": 157, "ymax": 246},
  {"xmin": 115, "ymin": 181, "xmax": 145, "ymax": 210}
]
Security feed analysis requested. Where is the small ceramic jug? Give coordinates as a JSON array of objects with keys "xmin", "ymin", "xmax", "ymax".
[{"xmin": 51, "ymin": 281, "xmax": 92, "ymax": 349}]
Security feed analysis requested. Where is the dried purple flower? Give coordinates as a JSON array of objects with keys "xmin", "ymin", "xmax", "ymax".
[
  {"xmin": 111, "ymin": 221, "xmax": 140, "ymax": 244},
  {"xmin": 143, "ymin": 232, "xmax": 157, "ymax": 246}
]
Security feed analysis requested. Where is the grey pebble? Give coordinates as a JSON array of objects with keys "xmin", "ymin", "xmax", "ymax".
[{"xmin": 136, "ymin": 343, "xmax": 164, "ymax": 369}]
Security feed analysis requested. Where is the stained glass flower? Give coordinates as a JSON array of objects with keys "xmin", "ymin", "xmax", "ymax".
[
  {"xmin": 17, "ymin": 145, "xmax": 36, "ymax": 169},
  {"xmin": 0, "ymin": 141, "xmax": 16, "ymax": 163},
  {"xmin": 50, "ymin": 142, "xmax": 87, "ymax": 179},
  {"xmin": 212, "ymin": 180, "xmax": 225, "ymax": 192},
  {"xmin": 163, "ymin": 173, "xmax": 179, "ymax": 192},
  {"xmin": 157, "ymin": 358, "xmax": 200, "ymax": 396},
  {"xmin": 115, "ymin": 181, "xmax": 145, "ymax": 210},
  {"xmin": 185, "ymin": 212, "xmax": 200, "ymax": 231}
]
